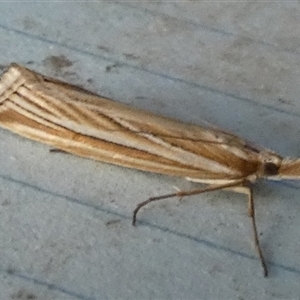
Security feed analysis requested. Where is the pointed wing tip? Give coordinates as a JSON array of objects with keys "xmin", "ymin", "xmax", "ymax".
[
  {"xmin": 0, "ymin": 63, "xmax": 41, "ymax": 101},
  {"xmin": 8, "ymin": 62, "xmax": 21, "ymax": 68},
  {"xmin": 0, "ymin": 63, "xmax": 30, "ymax": 104},
  {"xmin": 1, "ymin": 62, "xmax": 24, "ymax": 74}
]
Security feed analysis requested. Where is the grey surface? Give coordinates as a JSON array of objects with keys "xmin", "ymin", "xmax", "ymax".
[{"xmin": 0, "ymin": 2, "xmax": 300, "ymax": 300}]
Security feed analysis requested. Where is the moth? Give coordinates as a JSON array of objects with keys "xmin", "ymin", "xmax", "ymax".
[{"xmin": 0, "ymin": 63, "xmax": 298, "ymax": 277}]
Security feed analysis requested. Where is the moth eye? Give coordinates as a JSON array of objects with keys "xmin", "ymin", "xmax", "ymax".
[{"xmin": 264, "ymin": 162, "xmax": 279, "ymax": 175}]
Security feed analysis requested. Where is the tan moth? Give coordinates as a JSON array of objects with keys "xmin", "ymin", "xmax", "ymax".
[{"xmin": 1, "ymin": 64, "xmax": 299, "ymax": 276}]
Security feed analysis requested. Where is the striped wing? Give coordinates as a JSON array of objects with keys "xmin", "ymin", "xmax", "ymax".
[{"xmin": 0, "ymin": 64, "xmax": 261, "ymax": 180}]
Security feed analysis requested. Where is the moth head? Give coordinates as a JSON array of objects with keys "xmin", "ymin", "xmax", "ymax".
[{"xmin": 258, "ymin": 152, "xmax": 282, "ymax": 178}]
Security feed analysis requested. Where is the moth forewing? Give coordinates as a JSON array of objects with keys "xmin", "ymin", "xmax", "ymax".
[
  {"xmin": 0, "ymin": 64, "xmax": 263, "ymax": 180},
  {"xmin": 0, "ymin": 63, "xmax": 294, "ymax": 277}
]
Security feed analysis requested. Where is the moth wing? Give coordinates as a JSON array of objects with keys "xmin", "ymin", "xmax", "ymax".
[{"xmin": 0, "ymin": 64, "xmax": 261, "ymax": 180}]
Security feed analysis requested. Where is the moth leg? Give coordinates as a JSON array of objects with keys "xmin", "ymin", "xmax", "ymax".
[
  {"xmin": 224, "ymin": 185, "xmax": 253, "ymax": 217},
  {"xmin": 132, "ymin": 180, "xmax": 244, "ymax": 226},
  {"xmin": 172, "ymin": 186, "xmax": 184, "ymax": 201},
  {"xmin": 132, "ymin": 181, "xmax": 268, "ymax": 277},
  {"xmin": 49, "ymin": 148, "xmax": 69, "ymax": 154},
  {"xmin": 226, "ymin": 184, "xmax": 268, "ymax": 277}
]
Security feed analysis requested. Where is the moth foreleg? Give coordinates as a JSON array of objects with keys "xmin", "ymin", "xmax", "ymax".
[
  {"xmin": 132, "ymin": 180, "xmax": 268, "ymax": 277},
  {"xmin": 132, "ymin": 180, "xmax": 244, "ymax": 226}
]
